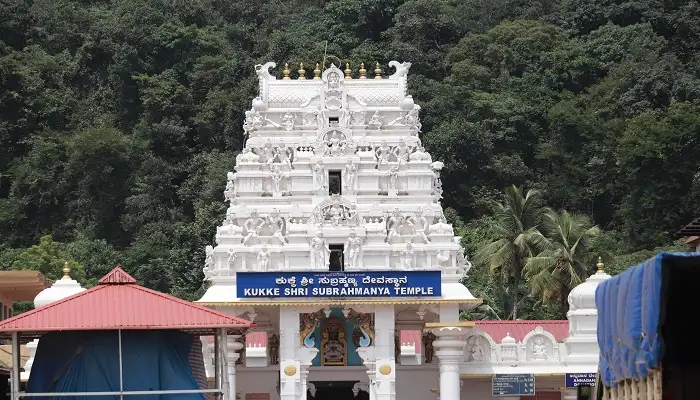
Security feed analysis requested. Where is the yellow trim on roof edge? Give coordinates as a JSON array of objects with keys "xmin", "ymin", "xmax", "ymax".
[
  {"xmin": 424, "ymin": 321, "xmax": 475, "ymax": 328},
  {"xmin": 196, "ymin": 298, "xmax": 482, "ymax": 306}
]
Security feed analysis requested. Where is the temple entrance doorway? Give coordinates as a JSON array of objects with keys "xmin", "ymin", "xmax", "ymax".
[{"xmin": 309, "ymin": 381, "xmax": 367, "ymax": 400}]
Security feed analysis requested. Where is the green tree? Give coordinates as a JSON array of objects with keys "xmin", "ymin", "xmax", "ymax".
[
  {"xmin": 523, "ymin": 209, "xmax": 601, "ymax": 315},
  {"xmin": 475, "ymin": 185, "xmax": 547, "ymax": 319}
]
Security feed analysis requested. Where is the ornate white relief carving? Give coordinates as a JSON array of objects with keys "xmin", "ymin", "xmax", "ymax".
[
  {"xmin": 398, "ymin": 243, "xmax": 415, "ymax": 270},
  {"xmin": 282, "ymin": 112, "xmax": 295, "ymax": 131},
  {"xmin": 257, "ymin": 246, "xmax": 271, "ymax": 272},
  {"xmin": 309, "ymin": 196, "xmax": 363, "ymax": 227},
  {"xmin": 523, "ymin": 326, "xmax": 558, "ymax": 362},
  {"xmin": 404, "ymin": 105, "xmax": 422, "ymax": 135},
  {"xmin": 410, "ymin": 145, "xmax": 431, "ymax": 162},
  {"xmin": 465, "ymin": 335, "xmax": 492, "ymax": 363},
  {"xmin": 310, "ymin": 232, "xmax": 330, "ymax": 269},
  {"xmin": 393, "ymin": 139, "xmax": 411, "ymax": 165},
  {"xmin": 203, "ymin": 245, "xmax": 215, "ymax": 280},
  {"xmin": 429, "ymin": 217, "xmax": 454, "ymax": 236},
  {"xmin": 367, "ymin": 110, "xmax": 384, "ymax": 131},
  {"xmin": 313, "ymin": 160, "xmax": 328, "ymax": 194},
  {"xmin": 375, "ymin": 141, "xmax": 391, "ymax": 165},
  {"xmin": 344, "ymin": 230, "xmax": 364, "ymax": 268},
  {"xmin": 343, "ymin": 159, "xmax": 358, "ymax": 195}
]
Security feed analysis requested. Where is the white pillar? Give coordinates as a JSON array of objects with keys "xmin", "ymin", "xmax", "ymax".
[
  {"xmin": 373, "ymin": 305, "xmax": 395, "ymax": 400},
  {"xmin": 298, "ymin": 347, "xmax": 318, "ymax": 400},
  {"xmin": 427, "ymin": 323, "xmax": 471, "ymax": 400},
  {"xmin": 279, "ymin": 307, "xmax": 303, "ymax": 400},
  {"xmin": 227, "ymin": 336, "xmax": 244, "ymax": 400}
]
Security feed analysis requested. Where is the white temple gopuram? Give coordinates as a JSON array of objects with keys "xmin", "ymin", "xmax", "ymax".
[{"xmin": 195, "ymin": 61, "xmax": 611, "ymax": 400}]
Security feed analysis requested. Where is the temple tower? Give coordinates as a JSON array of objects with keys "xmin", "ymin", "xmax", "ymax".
[{"xmin": 197, "ymin": 61, "xmax": 478, "ymax": 400}]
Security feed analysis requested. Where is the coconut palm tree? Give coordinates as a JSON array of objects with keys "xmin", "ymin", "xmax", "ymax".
[
  {"xmin": 523, "ymin": 208, "xmax": 601, "ymax": 312},
  {"xmin": 475, "ymin": 185, "xmax": 547, "ymax": 319}
]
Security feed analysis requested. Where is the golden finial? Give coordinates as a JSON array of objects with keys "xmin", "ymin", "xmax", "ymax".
[
  {"xmin": 596, "ymin": 256, "xmax": 605, "ymax": 272},
  {"xmin": 344, "ymin": 63, "xmax": 352, "ymax": 79},
  {"xmin": 282, "ymin": 63, "xmax": 291, "ymax": 80},
  {"xmin": 297, "ymin": 63, "xmax": 306, "ymax": 79},
  {"xmin": 313, "ymin": 63, "xmax": 322, "ymax": 79},
  {"xmin": 374, "ymin": 61, "xmax": 382, "ymax": 79},
  {"xmin": 62, "ymin": 262, "xmax": 70, "ymax": 279},
  {"xmin": 359, "ymin": 62, "xmax": 367, "ymax": 79}
]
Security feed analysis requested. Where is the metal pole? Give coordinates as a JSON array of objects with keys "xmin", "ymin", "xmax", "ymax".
[
  {"xmin": 214, "ymin": 331, "xmax": 220, "ymax": 399},
  {"xmin": 219, "ymin": 329, "xmax": 230, "ymax": 400},
  {"xmin": 11, "ymin": 332, "xmax": 20, "ymax": 400},
  {"xmin": 118, "ymin": 330, "xmax": 124, "ymax": 400}
]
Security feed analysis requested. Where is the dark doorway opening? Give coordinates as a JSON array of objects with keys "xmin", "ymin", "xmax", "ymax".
[
  {"xmin": 329, "ymin": 171, "xmax": 341, "ymax": 195},
  {"xmin": 309, "ymin": 381, "xmax": 366, "ymax": 400},
  {"xmin": 329, "ymin": 244, "xmax": 344, "ymax": 271}
]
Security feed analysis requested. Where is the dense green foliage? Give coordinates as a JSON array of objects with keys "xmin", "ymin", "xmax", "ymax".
[{"xmin": 1, "ymin": 0, "xmax": 698, "ymax": 318}]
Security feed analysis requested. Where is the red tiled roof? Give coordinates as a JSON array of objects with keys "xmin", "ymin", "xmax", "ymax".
[
  {"xmin": 0, "ymin": 267, "xmax": 253, "ymax": 338},
  {"xmin": 474, "ymin": 320, "xmax": 569, "ymax": 343}
]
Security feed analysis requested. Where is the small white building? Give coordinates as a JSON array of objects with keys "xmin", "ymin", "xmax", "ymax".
[{"xmin": 196, "ymin": 61, "xmax": 611, "ymax": 400}]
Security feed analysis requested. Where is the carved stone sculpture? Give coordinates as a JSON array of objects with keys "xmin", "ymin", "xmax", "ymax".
[
  {"xmin": 405, "ymin": 105, "xmax": 422, "ymax": 135},
  {"xmin": 344, "ymin": 230, "xmax": 364, "ymax": 268},
  {"xmin": 282, "ymin": 112, "xmax": 295, "ymax": 131},
  {"xmin": 269, "ymin": 164, "xmax": 284, "ymax": 196},
  {"xmin": 310, "ymin": 232, "xmax": 330, "ymax": 269},
  {"xmin": 257, "ymin": 246, "xmax": 271, "ymax": 271},
  {"xmin": 393, "ymin": 139, "xmax": 410, "ymax": 164},
  {"xmin": 423, "ymin": 332, "xmax": 436, "ymax": 363},
  {"xmin": 367, "ymin": 110, "xmax": 383, "ymax": 130},
  {"xmin": 203, "ymin": 245, "xmax": 215, "ymax": 280},
  {"xmin": 227, "ymin": 249, "xmax": 237, "ymax": 270},
  {"xmin": 313, "ymin": 160, "xmax": 327, "ymax": 194},
  {"xmin": 532, "ymin": 337, "xmax": 547, "ymax": 360},
  {"xmin": 269, "ymin": 334, "xmax": 280, "ymax": 365},
  {"xmin": 376, "ymin": 141, "xmax": 391, "ymax": 165},
  {"xmin": 401, "ymin": 243, "xmax": 415, "ymax": 270},
  {"xmin": 343, "ymin": 159, "xmax": 358, "ymax": 195}
]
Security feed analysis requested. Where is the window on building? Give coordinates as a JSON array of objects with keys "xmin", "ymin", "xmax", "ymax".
[
  {"xmin": 329, "ymin": 244, "xmax": 344, "ymax": 272},
  {"xmin": 328, "ymin": 117, "xmax": 339, "ymax": 127},
  {"xmin": 329, "ymin": 170, "xmax": 341, "ymax": 195}
]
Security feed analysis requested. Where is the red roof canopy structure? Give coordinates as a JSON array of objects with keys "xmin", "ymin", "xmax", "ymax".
[{"xmin": 0, "ymin": 267, "xmax": 253, "ymax": 339}]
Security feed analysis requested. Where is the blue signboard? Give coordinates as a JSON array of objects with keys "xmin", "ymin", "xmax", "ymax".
[
  {"xmin": 565, "ymin": 373, "xmax": 596, "ymax": 388},
  {"xmin": 491, "ymin": 374, "xmax": 535, "ymax": 397},
  {"xmin": 236, "ymin": 270, "xmax": 442, "ymax": 298}
]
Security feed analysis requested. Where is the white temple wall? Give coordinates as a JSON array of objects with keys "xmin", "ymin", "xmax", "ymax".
[{"xmin": 233, "ymin": 367, "xmax": 568, "ymax": 400}]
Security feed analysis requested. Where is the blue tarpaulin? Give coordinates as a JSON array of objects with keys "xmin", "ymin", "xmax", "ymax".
[
  {"xmin": 595, "ymin": 252, "xmax": 700, "ymax": 387},
  {"xmin": 26, "ymin": 330, "xmax": 206, "ymax": 400}
]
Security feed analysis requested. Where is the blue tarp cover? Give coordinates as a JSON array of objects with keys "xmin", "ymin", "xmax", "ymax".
[
  {"xmin": 26, "ymin": 330, "xmax": 206, "ymax": 400},
  {"xmin": 595, "ymin": 252, "xmax": 700, "ymax": 387}
]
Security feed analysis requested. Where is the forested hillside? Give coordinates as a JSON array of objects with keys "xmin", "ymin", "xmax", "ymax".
[{"xmin": 1, "ymin": 0, "xmax": 698, "ymax": 318}]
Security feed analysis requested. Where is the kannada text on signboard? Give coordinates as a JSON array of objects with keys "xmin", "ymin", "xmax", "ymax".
[
  {"xmin": 236, "ymin": 270, "xmax": 441, "ymax": 298},
  {"xmin": 491, "ymin": 374, "xmax": 535, "ymax": 397},
  {"xmin": 565, "ymin": 373, "xmax": 596, "ymax": 388}
]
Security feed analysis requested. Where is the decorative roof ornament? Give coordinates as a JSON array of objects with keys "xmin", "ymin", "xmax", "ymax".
[
  {"xmin": 282, "ymin": 63, "xmax": 291, "ymax": 80},
  {"xmin": 344, "ymin": 63, "xmax": 352, "ymax": 79},
  {"xmin": 567, "ymin": 257, "xmax": 612, "ymax": 312},
  {"xmin": 34, "ymin": 261, "xmax": 86, "ymax": 308},
  {"xmin": 374, "ymin": 62, "xmax": 382, "ymax": 79},
  {"xmin": 359, "ymin": 62, "xmax": 367, "ymax": 79},
  {"xmin": 297, "ymin": 63, "xmax": 306, "ymax": 80},
  {"xmin": 313, "ymin": 63, "xmax": 322, "ymax": 80}
]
